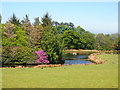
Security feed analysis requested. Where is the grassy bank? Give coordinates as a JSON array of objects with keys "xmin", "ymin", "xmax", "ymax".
[
  {"xmin": 64, "ymin": 50, "xmax": 96, "ymax": 55},
  {"xmin": 2, "ymin": 54, "xmax": 118, "ymax": 88},
  {"xmin": 64, "ymin": 50, "xmax": 119, "ymax": 55}
]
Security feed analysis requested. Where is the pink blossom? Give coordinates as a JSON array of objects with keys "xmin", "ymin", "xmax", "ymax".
[{"xmin": 35, "ymin": 50, "xmax": 49, "ymax": 64}]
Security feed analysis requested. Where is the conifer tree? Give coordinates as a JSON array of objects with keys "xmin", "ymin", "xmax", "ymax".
[
  {"xmin": 8, "ymin": 13, "xmax": 21, "ymax": 26},
  {"xmin": 41, "ymin": 12, "xmax": 53, "ymax": 27},
  {"xmin": 33, "ymin": 17, "xmax": 40, "ymax": 26}
]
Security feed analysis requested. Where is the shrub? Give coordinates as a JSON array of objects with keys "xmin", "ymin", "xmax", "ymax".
[
  {"xmin": 2, "ymin": 46, "xmax": 34, "ymax": 66},
  {"xmin": 35, "ymin": 50, "xmax": 49, "ymax": 64}
]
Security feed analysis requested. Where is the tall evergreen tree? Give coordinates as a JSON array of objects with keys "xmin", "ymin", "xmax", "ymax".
[
  {"xmin": 21, "ymin": 14, "xmax": 33, "ymax": 46},
  {"xmin": 21, "ymin": 14, "xmax": 31, "ymax": 26},
  {"xmin": 8, "ymin": 13, "xmax": 21, "ymax": 26},
  {"xmin": 41, "ymin": 12, "xmax": 53, "ymax": 27},
  {"xmin": 33, "ymin": 17, "xmax": 40, "ymax": 26}
]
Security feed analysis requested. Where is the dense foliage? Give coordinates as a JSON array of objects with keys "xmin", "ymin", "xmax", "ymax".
[
  {"xmin": 2, "ymin": 23, "xmax": 28, "ymax": 46},
  {"xmin": 1, "ymin": 13, "xmax": 119, "ymax": 66},
  {"xmin": 41, "ymin": 26, "xmax": 65, "ymax": 64},
  {"xmin": 2, "ymin": 46, "xmax": 33, "ymax": 66},
  {"xmin": 95, "ymin": 33, "xmax": 119, "ymax": 50}
]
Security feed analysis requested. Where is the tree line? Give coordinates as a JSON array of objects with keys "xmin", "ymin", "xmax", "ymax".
[{"xmin": 0, "ymin": 13, "xmax": 119, "ymax": 66}]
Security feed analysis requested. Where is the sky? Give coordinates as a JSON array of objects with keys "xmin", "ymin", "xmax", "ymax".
[{"xmin": 1, "ymin": 2, "xmax": 118, "ymax": 34}]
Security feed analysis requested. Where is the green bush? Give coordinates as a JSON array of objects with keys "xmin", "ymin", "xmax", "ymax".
[{"xmin": 2, "ymin": 46, "xmax": 36, "ymax": 66}]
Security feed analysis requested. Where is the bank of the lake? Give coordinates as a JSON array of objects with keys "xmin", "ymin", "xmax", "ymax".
[{"xmin": 2, "ymin": 54, "xmax": 118, "ymax": 88}]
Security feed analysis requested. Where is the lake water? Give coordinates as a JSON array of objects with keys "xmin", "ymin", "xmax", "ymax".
[{"xmin": 64, "ymin": 53, "xmax": 93, "ymax": 65}]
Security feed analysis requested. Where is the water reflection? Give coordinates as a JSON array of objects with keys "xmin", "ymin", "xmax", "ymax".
[
  {"xmin": 64, "ymin": 60, "xmax": 92, "ymax": 65},
  {"xmin": 64, "ymin": 53, "xmax": 93, "ymax": 65}
]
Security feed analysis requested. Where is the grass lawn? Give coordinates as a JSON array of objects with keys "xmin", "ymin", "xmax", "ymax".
[{"xmin": 2, "ymin": 54, "xmax": 118, "ymax": 88}]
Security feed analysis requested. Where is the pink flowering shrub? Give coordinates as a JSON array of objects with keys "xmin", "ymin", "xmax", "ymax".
[{"xmin": 35, "ymin": 50, "xmax": 49, "ymax": 64}]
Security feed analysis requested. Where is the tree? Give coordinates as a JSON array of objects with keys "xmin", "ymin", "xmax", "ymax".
[
  {"xmin": 53, "ymin": 21, "xmax": 59, "ymax": 27},
  {"xmin": 95, "ymin": 33, "xmax": 113, "ymax": 50},
  {"xmin": 81, "ymin": 31, "xmax": 96, "ymax": 49},
  {"xmin": 8, "ymin": 13, "xmax": 21, "ymax": 26},
  {"xmin": 33, "ymin": 17, "xmax": 40, "ymax": 26},
  {"xmin": 111, "ymin": 34, "xmax": 120, "ymax": 50},
  {"xmin": 2, "ymin": 23, "xmax": 37, "ymax": 67},
  {"xmin": 3, "ymin": 22, "xmax": 15, "ymax": 36},
  {"xmin": 21, "ymin": 14, "xmax": 31, "ymax": 27},
  {"xmin": 2, "ymin": 46, "xmax": 33, "ymax": 67},
  {"xmin": 74, "ymin": 26, "xmax": 85, "ymax": 34},
  {"xmin": 95, "ymin": 33, "xmax": 105, "ymax": 50},
  {"xmin": 56, "ymin": 25, "xmax": 71, "ymax": 33},
  {"xmin": 114, "ymin": 37, "xmax": 120, "ymax": 50},
  {"xmin": 41, "ymin": 12, "xmax": 53, "ymax": 27},
  {"xmin": 29, "ymin": 25, "xmax": 43, "ymax": 47},
  {"xmin": 2, "ymin": 25, "xmax": 28, "ymax": 47},
  {"xmin": 60, "ymin": 22, "xmax": 64, "ymax": 25},
  {"xmin": 64, "ymin": 22, "xmax": 69, "ymax": 26},
  {"xmin": 69, "ymin": 22, "xmax": 74, "ymax": 28},
  {"xmin": 21, "ymin": 14, "xmax": 33, "ymax": 46},
  {"xmin": 62, "ymin": 30, "xmax": 85, "ymax": 49},
  {"xmin": 41, "ymin": 26, "xmax": 65, "ymax": 64},
  {"xmin": 0, "ymin": 14, "xmax": 2, "ymax": 24},
  {"xmin": 21, "ymin": 15, "xmax": 43, "ymax": 47}
]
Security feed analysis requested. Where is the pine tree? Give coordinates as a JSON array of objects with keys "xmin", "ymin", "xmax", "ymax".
[
  {"xmin": 41, "ymin": 12, "xmax": 53, "ymax": 27},
  {"xmin": 8, "ymin": 13, "xmax": 21, "ymax": 26},
  {"xmin": 21, "ymin": 14, "xmax": 31, "ymax": 26},
  {"xmin": 33, "ymin": 17, "xmax": 40, "ymax": 26}
]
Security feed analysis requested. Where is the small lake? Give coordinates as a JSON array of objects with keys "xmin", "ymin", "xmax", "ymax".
[{"xmin": 63, "ymin": 53, "xmax": 93, "ymax": 65}]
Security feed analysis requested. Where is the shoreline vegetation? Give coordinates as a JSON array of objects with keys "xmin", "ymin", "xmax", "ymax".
[{"xmin": 2, "ymin": 49, "xmax": 119, "ymax": 68}]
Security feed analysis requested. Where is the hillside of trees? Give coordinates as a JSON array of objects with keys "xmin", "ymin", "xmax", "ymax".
[{"xmin": 0, "ymin": 13, "xmax": 119, "ymax": 66}]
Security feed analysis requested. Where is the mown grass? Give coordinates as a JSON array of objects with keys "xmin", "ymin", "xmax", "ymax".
[{"xmin": 2, "ymin": 54, "xmax": 118, "ymax": 88}]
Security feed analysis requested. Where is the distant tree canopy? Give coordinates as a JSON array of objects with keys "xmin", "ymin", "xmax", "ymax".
[
  {"xmin": 95, "ymin": 33, "xmax": 119, "ymax": 50},
  {"xmin": 62, "ymin": 30, "xmax": 95, "ymax": 50},
  {"xmin": 2, "ymin": 13, "xmax": 119, "ymax": 50},
  {"xmin": 1, "ymin": 12, "xmax": 119, "ymax": 65}
]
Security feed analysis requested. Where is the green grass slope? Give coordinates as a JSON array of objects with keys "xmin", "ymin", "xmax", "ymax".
[{"xmin": 2, "ymin": 54, "xmax": 118, "ymax": 88}]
